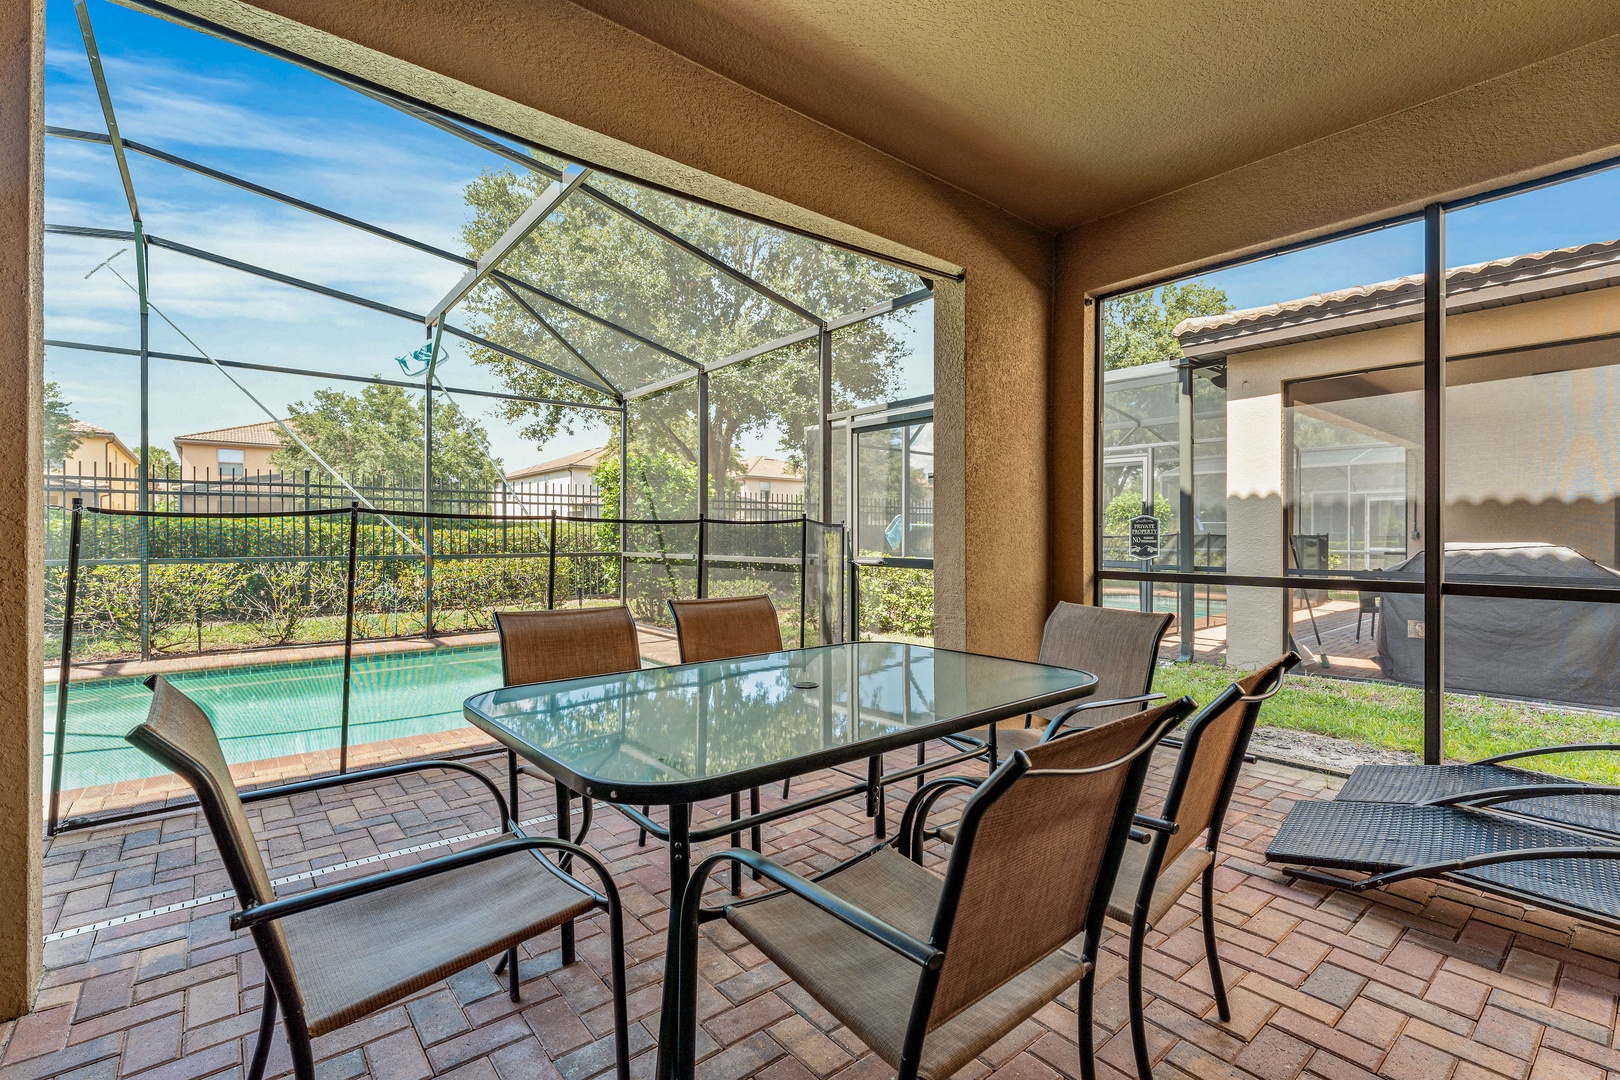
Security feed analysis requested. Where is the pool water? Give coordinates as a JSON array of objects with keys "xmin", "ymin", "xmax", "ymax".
[{"xmin": 44, "ymin": 644, "xmax": 507, "ymax": 791}]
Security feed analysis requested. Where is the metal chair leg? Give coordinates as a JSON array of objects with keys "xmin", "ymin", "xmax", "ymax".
[
  {"xmin": 1128, "ymin": 909, "xmax": 1152, "ymax": 1080},
  {"xmin": 1202, "ymin": 862, "xmax": 1230, "ymax": 1022},
  {"xmin": 1077, "ymin": 969, "xmax": 1097, "ymax": 1080},
  {"xmin": 247, "ymin": 982, "xmax": 277, "ymax": 1080},
  {"xmin": 288, "ymin": 1027, "xmax": 316, "ymax": 1080},
  {"xmin": 506, "ymin": 946, "xmax": 520, "ymax": 1002}
]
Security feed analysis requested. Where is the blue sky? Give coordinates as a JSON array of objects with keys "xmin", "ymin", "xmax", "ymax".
[
  {"xmin": 45, "ymin": 0, "xmax": 1616, "ymax": 474},
  {"xmin": 43, "ymin": 0, "xmax": 931, "ymax": 476}
]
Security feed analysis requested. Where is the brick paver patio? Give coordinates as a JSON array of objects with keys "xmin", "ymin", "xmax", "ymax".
[{"xmin": 6, "ymin": 737, "xmax": 1620, "ymax": 1080}]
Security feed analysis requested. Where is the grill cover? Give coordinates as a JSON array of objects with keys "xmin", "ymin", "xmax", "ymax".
[{"xmin": 1377, "ymin": 543, "xmax": 1620, "ymax": 708}]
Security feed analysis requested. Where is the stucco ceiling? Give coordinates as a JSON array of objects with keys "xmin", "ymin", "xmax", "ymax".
[{"xmin": 567, "ymin": 0, "xmax": 1620, "ymax": 232}]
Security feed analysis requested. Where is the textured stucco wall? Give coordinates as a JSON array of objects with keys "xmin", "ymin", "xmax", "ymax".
[
  {"xmin": 0, "ymin": 0, "xmax": 45, "ymax": 1021},
  {"xmin": 150, "ymin": 0, "xmax": 1055, "ymax": 659},
  {"xmin": 1052, "ymin": 33, "xmax": 1620, "ymax": 610}
]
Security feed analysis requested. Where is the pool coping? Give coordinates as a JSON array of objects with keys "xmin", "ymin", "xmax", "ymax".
[{"xmin": 46, "ymin": 622, "xmax": 679, "ymax": 683}]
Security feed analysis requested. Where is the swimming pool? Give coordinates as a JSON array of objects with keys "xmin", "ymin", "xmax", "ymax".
[{"xmin": 44, "ymin": 644, "xmax": 508, "ymax": 791}]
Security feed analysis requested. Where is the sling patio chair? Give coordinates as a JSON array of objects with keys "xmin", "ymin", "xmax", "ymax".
[
  {"xmin": 126, "ymin": 674, "xmax": 631, "ymax": 1080},
  {"xmin": 665, "ymin": 697, "xmax": 1197, "ymax": 1080},
  {"xmin": 1328, "ymin": 744, "xmax": 1620, "ymax": 838},
  {"xmin": 920, "ymin": 654, "xmax": 1297, "ymax": 1079},
  {"xmin": 1265, "ymin": 784, "xmax": 1620, "ymax": 935},
  {"xmin": 493, "ymin": 605, "xmax": 642, "ymax": 968},
  {"xmin": 947, "ymin": 602, "xmax": 1173, "ymax": 769},
  {"xmin": 1100, "ymin": 654, "xmax": 1295, "ymax": 1080},
  {"xmin": 664, "ymin": 594, "xmax": 783, "ymax": 883}
]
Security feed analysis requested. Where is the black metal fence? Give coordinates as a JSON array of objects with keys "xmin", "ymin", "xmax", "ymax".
[{"xmin": 46, "ymin": 499, "xmax": 846, "ymax": 834}]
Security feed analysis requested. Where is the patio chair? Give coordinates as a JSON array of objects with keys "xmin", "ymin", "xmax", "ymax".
[
  {"xmin": 665, "ymin": 594, "xmax": 783, "ymax": 879},
  {"xmin": 1330, "ymin": 746, "xmax": 1620, "ymax": 837},
  {"xmin": 1102, "ymin": 654, "xmax": 1295, "ymax": 1080},
  {"xmin": 494, "ymin": 605, "xmax": 641, "ymax": 967},
  {"xmin": 952, "ymin": 602, "xmax": 1173, "ymax": 767},
  {"xmin": 1266, "ymin": 788, "xmax": 1620, "ymax": 936},
  {"xmin": 125, "ymin": 675, "xmax": 630, "ymax": 1080},
  {"xmin": 666, "ymin": 697, "xmax": 1195, "ymax": 1080}
]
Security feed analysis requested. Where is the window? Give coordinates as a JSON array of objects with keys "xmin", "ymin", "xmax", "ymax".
[
  {"xmin": 1097, "ymin": 159, "xmax": 1620, "ymax": 770},
  {"xmin": 217, "ymin": 447, "xmax": 245, "ymax": 477}
]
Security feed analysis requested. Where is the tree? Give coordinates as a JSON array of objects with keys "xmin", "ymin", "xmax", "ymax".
[
  {"xmin": 456, "ymin": 167, "xmax": 919, "ymax": 498},
  {"xmin": 269, "ymin": 381, "xmax": 503, "ymax": 493},
  {"xmin": 142, "ymin": 445, "xmax": 178, "ymax": 477},
  {"xmin": 1103, "ymin": 281, "xmax": 1232, "ymax": 370},
  {"xmin": 43, "ymin": 381, "xmax": 83, "ymax": 462}
]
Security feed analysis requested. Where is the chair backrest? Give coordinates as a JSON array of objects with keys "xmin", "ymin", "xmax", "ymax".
[
  {"xmin": 1036, "ymin": 602, "xmax": 1174, "ymax": 725},
  {"xmin": 125, "ymin": 675, "xmax": 293, "ymax": 988},
  {"xmin": 924, "ymin": 698, "xmax": 1193, "ymax": 1028},
  {"xmin": 668, "ymin": 594, "xmax": 783, "ymax": 663},
  {"xmin": 494, "ymin": 606, "xmax": 641, "ymax": 686},
  {"xmin": 1158, "ymin": 653, "xmax": 1296, "ymax": 867}
]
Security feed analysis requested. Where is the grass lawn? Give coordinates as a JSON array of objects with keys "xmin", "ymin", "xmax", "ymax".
[{"xmin": 1154, "ymin": 660, "xmax": 1620, "ymax": 785}]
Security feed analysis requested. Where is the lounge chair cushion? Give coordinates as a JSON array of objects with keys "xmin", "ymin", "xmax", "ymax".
[
  {"xmin": 282, "ymin": 838, "xmax": 594, "ymax": 1036},
  {"xmin": 727, "ymin": 847, "xmax": 1087, "ymax": 1079},
  {"xmin": 1106, "ymin": 841, "xmax": 1213, "ymax": 929}
]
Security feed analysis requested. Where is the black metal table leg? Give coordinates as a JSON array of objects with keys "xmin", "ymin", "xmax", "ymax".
[
  {"xmin": 729, "ymin": 792, "xmax": 742, "ymax": 896},
  {"xmin": 506, "ymin": 749, "xmax": 519, "ymax": 824},
  {"xmin": 657, "ymin": 803, "xmax": 693, "ymax": 1080},
  {"xmin": 866, "ymin": 755, "xmax": 886, "ymax": 840},
  {"xmin": 556, "ymin": 780, "xmax": 575, "ymax": 965}
]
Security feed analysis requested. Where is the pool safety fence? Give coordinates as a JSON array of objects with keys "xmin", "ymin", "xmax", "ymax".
[{"xmin": 46, "ymin": 499, "xmax": 848, "ymax": 835}]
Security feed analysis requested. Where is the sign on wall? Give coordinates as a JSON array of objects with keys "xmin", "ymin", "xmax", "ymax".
[{"xmin": 1128, "ymin": 514, "xmax": 1162, "ymax": 561}]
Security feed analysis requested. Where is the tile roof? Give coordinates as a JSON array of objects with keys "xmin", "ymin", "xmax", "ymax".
[
  {"xmin": 172, "ymin": 420, "xmax": 292, "ymax": 447},
  {"xmin": 506, "ymin": 444, "xmax": 612, "ymax": 482},
  {"xmin": 1174, "ymin": 237, "xmax": 1620, "ymax": 357}
]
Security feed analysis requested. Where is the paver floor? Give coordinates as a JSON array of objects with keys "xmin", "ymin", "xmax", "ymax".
[{"xmin": 7, "ymin": 737, "xmax": 1620, "ymax": 1080}]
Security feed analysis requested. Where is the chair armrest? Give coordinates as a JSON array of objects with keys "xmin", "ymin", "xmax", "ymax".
[
  {"xmin": 1421, "ymin": 784, "xmax": 1620, "ymax": 809},
  {"xmin": 688, "ymin": 849, "xmax": 941, "ymax": 970},
  {"xmin": 1134, "ymin": 813, "xmax": 1179, "ymax": 835},
  {"xmin": 1041, "ymin": 693, "xmax": 1166, "ymax": 741},
  {"xmin": 240, "ymin": 759, "xmax": 509, "ymax": 828},
  {"xmin": 896, "ymin": 775, "xmax": 983, "ymax": 860},
  {"xmin": 1355, "ymin": 844, "xmax": 1620, "ymax": 891},
  {"xmin": 231, "ymin": 834, "xmax": 605, "ymax": 930},
  {"xmin": 1472, "ymin": 744, "xmax": 1620, "ymax": 767}
]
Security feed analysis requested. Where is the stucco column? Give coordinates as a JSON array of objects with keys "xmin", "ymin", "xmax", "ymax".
[
  {"xmin": 0, "ymin": 0, "xmax": 46, "ymax": 1022},
  {"xmin": 1224, "ymin": 378, "xmax": 1287, "ymax": 670},
  {"xmin": 931, "ymin": 279, "xmax": 966, "ymax": 650}
]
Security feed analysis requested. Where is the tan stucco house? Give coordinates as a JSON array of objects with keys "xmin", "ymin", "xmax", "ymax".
[
  {"xmin": 172, "ymin": 420, "xmax": 290, "ymax": 478},
  {"xmin": 1173, "ymin": 238, "xmax": 1620, "ymax": 666}
]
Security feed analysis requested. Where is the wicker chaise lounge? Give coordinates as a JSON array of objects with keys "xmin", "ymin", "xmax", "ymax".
[
  {"xmin": 1266, "ymin": 794, "xmax": 1620, "ymax": 931},
  {"xmin": 1331, "ymin": 744, "xmax": 1620, "ymax": 836}
]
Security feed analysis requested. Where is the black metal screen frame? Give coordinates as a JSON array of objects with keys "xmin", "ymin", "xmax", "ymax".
[
  {"xmin": 1092, "ymin": 153, "xmax": 1620, "ymax": 765},
  {"xmin": 46, "ymin": 497, "xmax": 846, "ymax": 835}
]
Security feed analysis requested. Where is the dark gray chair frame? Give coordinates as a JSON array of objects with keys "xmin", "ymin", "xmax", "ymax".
[
  {"xmin": 127, "ymin": 676, "xmax": 631, "ymax": 1080},
  {"xmin": 664, "ymin": 699, "xmax": 1196, "ymax": 1080},
  {"xmin": 1110, "ymin": 658, "xmax": 1295, "ymax": 1080}
]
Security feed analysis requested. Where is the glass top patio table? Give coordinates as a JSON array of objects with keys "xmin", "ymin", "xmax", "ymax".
[{"xmin": 462, "ymin": 641, "xmax": 1098, "ymax": 804}]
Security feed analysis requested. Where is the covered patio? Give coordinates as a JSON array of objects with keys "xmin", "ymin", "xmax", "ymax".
[{"xmin": 8, "ymin": 751, "xmax": 1613, "ymax": 1080}]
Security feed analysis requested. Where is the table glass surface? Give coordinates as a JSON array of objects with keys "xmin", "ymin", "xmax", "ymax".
[{"xmin": 463, "ymin": 642, "xmax": 1096, "ymax": 798}]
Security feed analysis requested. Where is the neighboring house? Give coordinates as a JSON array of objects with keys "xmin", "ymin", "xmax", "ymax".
[
  {"xmin": 172, "ymin": 420, "xmax": 289, "ymax": 478},
  {"xmin": 733, "ymin": 455, "xmax": 804, "ymax": 501},
  {"xmin": 58, "ymin": 421, "xmax": 138, "ymax": 477},
  {"xmin": 48, "ymin": 422, "xmax": 141, "ymax": 509},
  {"xmin": 1162, "ymin": 237, "xmax": 1620, "ymax": 667},
  {"xmin": 505, "ymin": 445, "xmax": 611, "ymax": 489}
]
